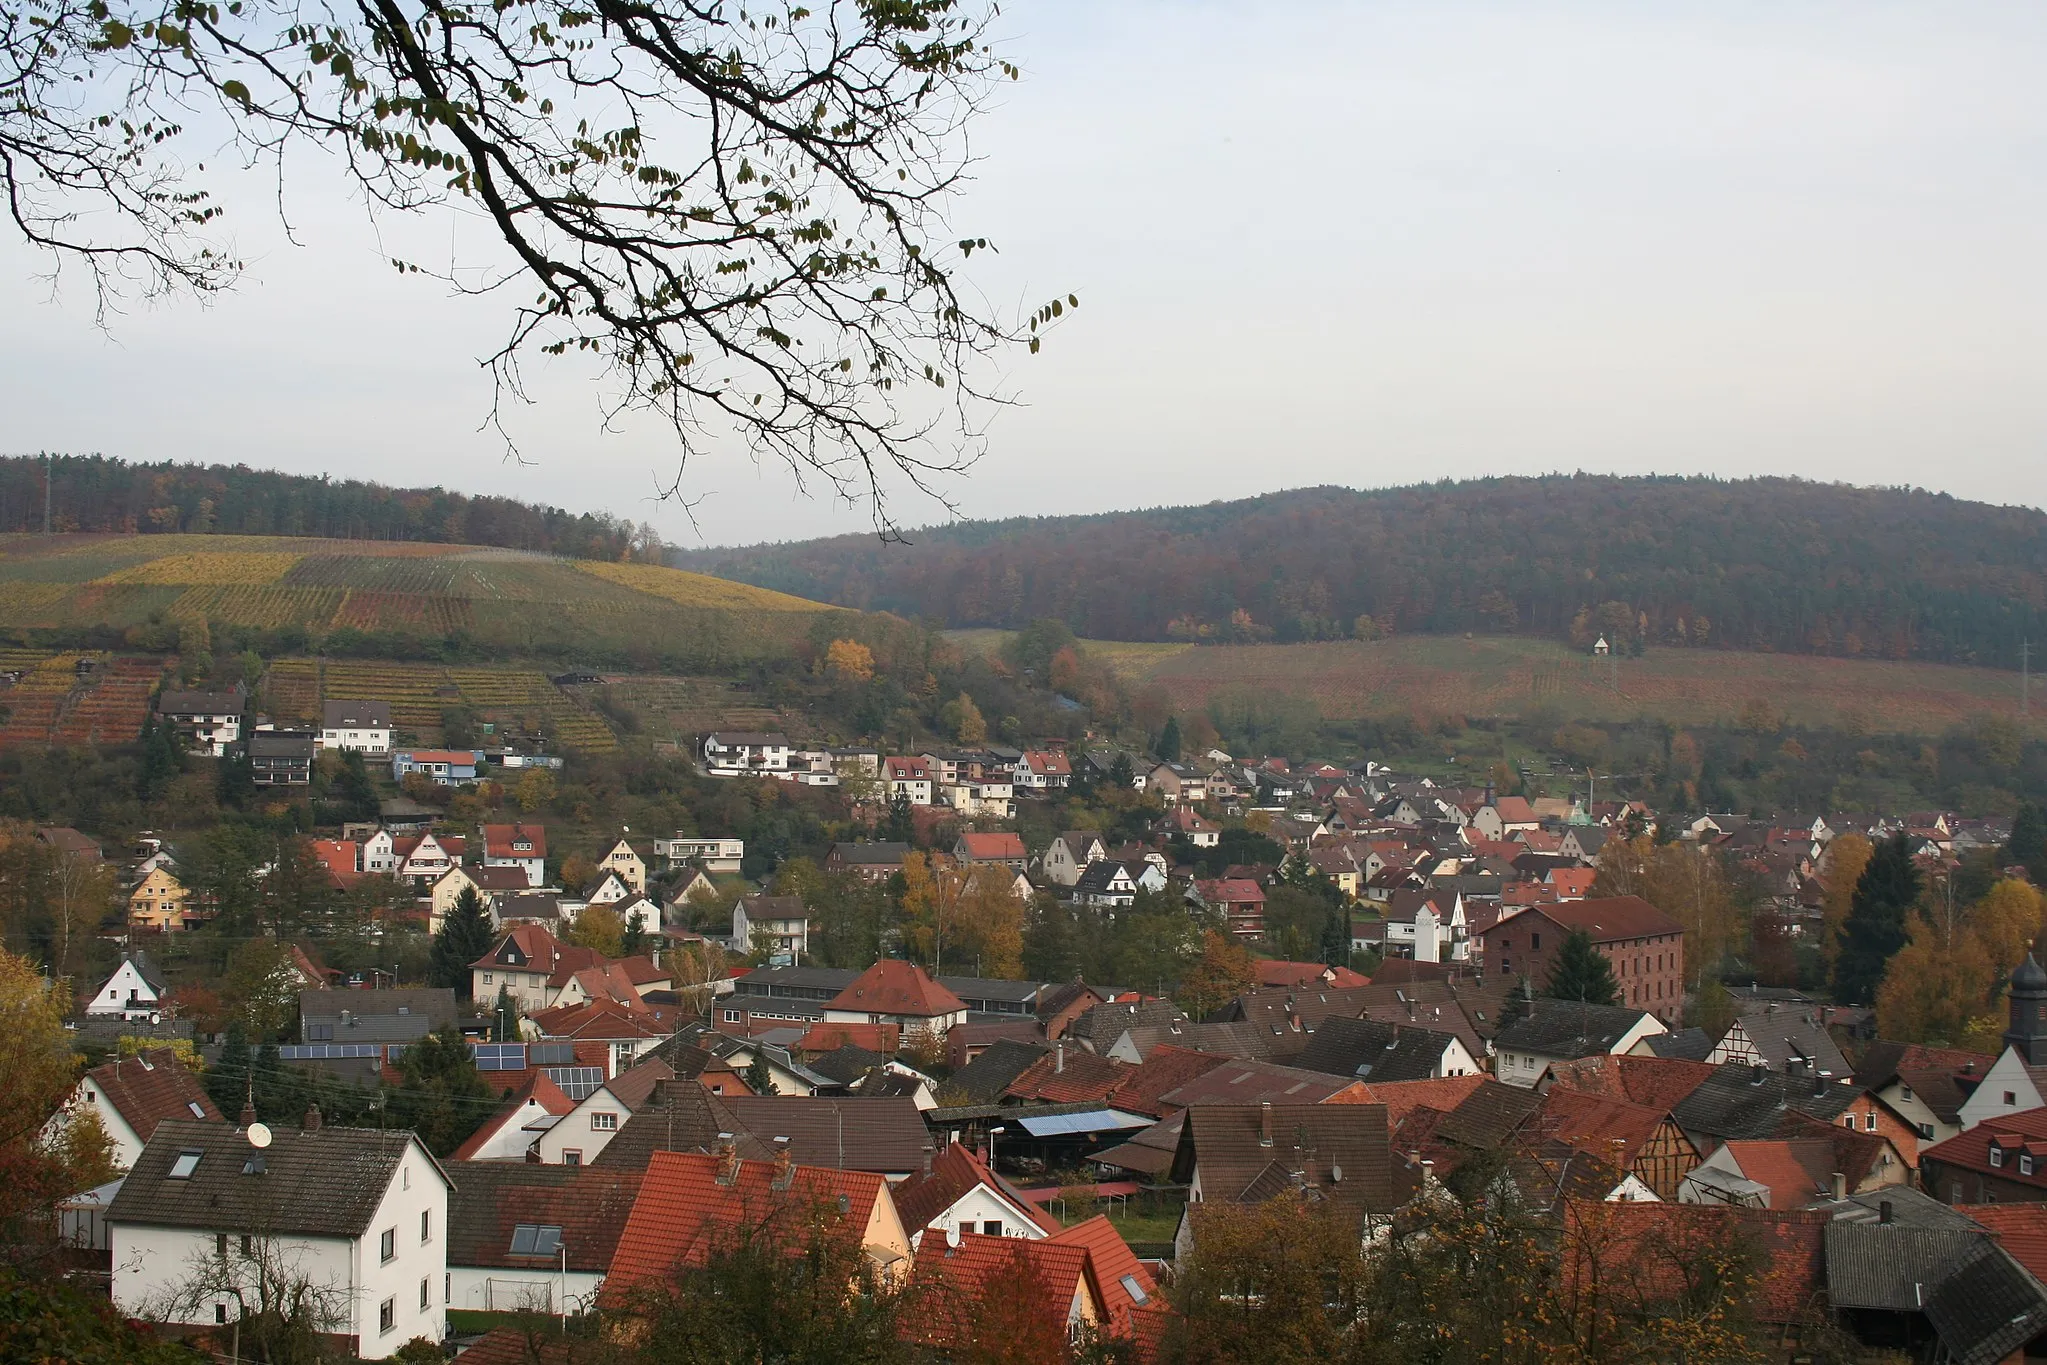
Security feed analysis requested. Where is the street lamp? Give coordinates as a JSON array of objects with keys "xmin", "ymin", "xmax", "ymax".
[{"xmin": 987, "ymin": 1124, "xmax": 1007, "ymax": 1173}]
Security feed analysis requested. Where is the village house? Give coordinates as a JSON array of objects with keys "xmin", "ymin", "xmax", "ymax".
[
  {"xmin": 447, "ymin": 1072, "xmax": 578, "ymax": 1162},
  {"xmin": 954, "ymin": 831, "xmax": 1027, "ymax": 869},
  {"xmin": 1013, "ymin": 750, "xmax": 1072, "ymax": 792},
  {"xmin": 443, "ymin": 1164, "xmax": 642, "ymax": 1315},
  {"xmin": 481, "ymin": 822, "xmax": 548, "ymax": 888},
  {"xmin": 108, "ymin": 1119, "xmax": 451, "ymax": 1360},
  {"xmin": 248, "ymin": 729, "xmax": 317, "ymax": 786},
  {"xmin": 825, "ymin": 841, "xmax": 912, "ymax": 882},
  {"xmin": 1166, "ymin": 804, "xmax": 1222, "ymax": 848},
  {"xmin": 891, "ymin": 1142, "xmax": 1061, "ymax": 1248},
  {"xmin": 154, "ymin": 686, "xmax": 246, "ymax": 756},
  {"xmin": 1924, "ymin": 1108, "xmax": 2047, "ymax": 1206},
  {"xmin": 1494, "ymin": 1003, "xmax": 1668, "ymax": 1088},
  {"xmin": 299, "ymin": 988, "xmax": 457, "ymax": 1047},
  {"xmin": 86, "ymin": 951, "xmax": 170, "ymax": 1019},
  {"xmin": 1072, "ymin": 860, "xmax": 1141, "ymax": 909},
  {"xmin": 883, "ymin": 755, "xmax": 936, "ymax": 805},
  {"xmin": 1146, "ymin": 763, "xmax": 1209, "ymax": 807},
  {"xmin": 50, "ymin": 1050, "xmax": 222, "ymax": 1170},
  {"xmin": 391, "ymin": 749, "xmax": 482, "ymax": 785},
  {"xmin": 1171, "ymin": 1101, "xmax": 1394, "ymax": 1259},
  {"xmin": 1957, "ymin": 956, "xmax": 2047, "ymax": 1130},
  {"xmin": 318, "ymin": 700, "xmax": 394, "ymax": 755},
  {"xmin": 595, "ymin": 836, "xmax": 647, "ymax": 894},
  {"xmin": 1189, "ymin": 878, "xmax": 1266, "ymax": 939},
  {"xmin": 532, "ymin": 1059, "xmax": 676, "ymax": 1166},
  {"xmin": 942, "ymin": 775, "xmax": 1015, "ymax": 820},
  {"xmin": 1040, "ymin": 831, "xmax": 1107, "ymax": 887},
  {"xmin": 128, "ymin": 866, "xmax": 196, "ymax": 932},
  {"xmin": 656, "ymin": 835, "xmax": 745, "ymax": 874},
  {"xmin": 732, "ymin": 894, "xmax": 811, "ymax": 962},
  {"xmin": 701, "ymin": 731, "xmax": 792, "ymax": 778},
  {"xmin": 1478, "ymin": 896, "xmax": 1686, "ymax": 1025},
  {"xmin": 823, "ymin": 960, "xmax": 968, "ymax": 1044}
]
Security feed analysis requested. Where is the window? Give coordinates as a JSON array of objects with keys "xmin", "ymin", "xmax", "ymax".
[
  {"xmin": 242, "ymin": 1234, "xmax": 253, "ymax": 1254},
  {"xmin": 2025, "ymin": 1155, "xmax": 2036, "ymax": 1177},
  {"xmin": 379, "ymin": 1299, "xmax": 396, "ymax": 1334},
  {"xmin": 510, "ymin": 1224, "xmax": 564, "ymax": 1256},
  {"xmin": 591, "ymin": 1112, "xmax": 618, "ymax": 1131},
  {"xmin": 187, "ymin": 1100, "xmax": 207, "ymax": 1118},
  {"xmin": 482, "ymin": 973, "xmax": 493, "ymax": 985},
  {"xmin": 216, "ymin": 1232, "xmax": 229, "ymax": 1257},
  {"xmin": 563, "ymin": 1149, "xmax": 582, "ymax": 1167},
  {"xmin": 444, "ymin": 1274, "xmax": 451, "ymax": 1304},
  {"xmin": 983, "ymin": 1220, "xmax": 1003, "ymax": 1236},
  {"xmin": 420, "ymin": 1278, "xmax": 431, "ymax": 1311},
  {"xmin": 1991, "ymin": 1146, "xmax": 2005, "ymax": 1168},
  {"xmin": 1865, "ymin": 1113, "xmax": 1878, "ymax": 1132},
  {"xmin": 1530, "ymin": 933, "xmax": 1542, "ymax": 950},
  {"xmin": 421, "ymin": 1210, "xmax": 432, "ymax": 1244},
  {"xmin": 381, "ymin": 1228, "xmax": 397, "ymax": 1263},
  {"xmin": 216, "ymin": 1304, "xmax": 228, "ymax": 1325},
  {"xmin": 1120, "ymin": 1274, "xmax": 1150, "ymax": 1306},
  {"xmin": 169, "ymin": 1150, "xmax": 203, "ymax": 1179},
  {"xmin": 2009, "ymin": 1091, "xmax": 2020, "ymax": 1106}
]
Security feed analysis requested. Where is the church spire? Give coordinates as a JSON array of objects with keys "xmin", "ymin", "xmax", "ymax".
[{"xmin": 2005, "ymin": 953, "xmax": 2047, "ymax": 1066}]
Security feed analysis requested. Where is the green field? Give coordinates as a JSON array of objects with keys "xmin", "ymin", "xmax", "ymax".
[
  {"xmin": 0, "ymin": 533, "xmax": 849, "ymax": 668},
  {"xmin": 949, "ymin": 629, "xmax": 2033, "ymax": 736}
]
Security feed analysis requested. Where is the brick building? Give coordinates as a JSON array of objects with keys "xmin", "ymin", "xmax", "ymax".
[{"xmin": 1478, "ymin": 896, "xmax": 1686, "ymax": 1024}]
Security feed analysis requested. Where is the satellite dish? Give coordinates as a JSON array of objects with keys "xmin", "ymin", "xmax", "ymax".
[{"xmin": 246, "ymin": 1122, "xmax": 273, "ymax": 1149}]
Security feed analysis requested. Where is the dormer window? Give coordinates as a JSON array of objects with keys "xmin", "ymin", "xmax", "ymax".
[
  {"xmin": 2024, "ymin": 1154, "xmax": 2036, "ymax": 1177},
  {"xmin": 1991, "ymin": 1145, "xmax": 2006, "ymax": 1168}
]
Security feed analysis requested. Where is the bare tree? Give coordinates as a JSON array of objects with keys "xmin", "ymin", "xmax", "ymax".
[
  {"xmin": 2, "ymin": 0, "xmax": 1070, "ymax": 526},
  {"xmin": 139, "ymin": 1232, "xmax": 356, "ymax": 1364}
]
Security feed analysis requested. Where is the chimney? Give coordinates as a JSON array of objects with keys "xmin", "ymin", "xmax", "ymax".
[
  {"xmin": 715, "ymin": 1132, "xmax": 741, "ymax": 1185},
  {"xmin": 1055, "ymin": 1042, "xmax": 1065, "ymax": 1075},
  {"xmin": 239, "ymin": 1100, "xmax": 257, "ymax": 1128},
  {"xmin": 1749, "ymin": 1064, "xmax": 1767, "ymax": 1087},
  {"xmin": 770, "ymin": 1136, "xmax": 795, "ymax": 1190},
  {"xmin": 303, "ymin": 1103, "xmax": 322, "ymax": 1132},
  {"xmin": 1259, "ymin": 1101, "xmax": 1274, "ymax": 1148},
  {"xmin": 1421, "ymin": 1159, "xmax": 1435, "ymax": 1187},
  {"xmin": 1812, "ymin": 1072, "xmax": 1826, "ymax": 1098},
  {"xmin": 1879, "ymin": 1200, "xmax": 1894, "ymax": 1225},
  {"xmin": 1830, "ymin": 1172, "xmax": 1846, "ymax": 1201},
  {"xmin": 921, "ymin": 1143, "xmax": 935, "ymax": 1179}
]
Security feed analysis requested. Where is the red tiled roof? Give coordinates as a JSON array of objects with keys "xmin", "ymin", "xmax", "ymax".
[
  {"xmin": 471, "ymin": 924, "xmax": 606, "ymax": 982},
  {"xmin": 909, "ymin": 1233, "xmax": 1099, "ymax": 1350},
  {"xmin": 1922, "ymin": 1107, "xmax": 2047, "ymax": 1189},
  {"xmin": 1004, "ymin": 1047, "xmax": 1129, "ymax": 1105},
  {"xmin": 1538, "ymin": 896, "xmax": 1684, "ymax": 943},
  {"xmin": 606, "ymin": 1150, "xmax": 892, "ymax": 1297},
  {"xmin": 482, "ymin": 822, "xmax": 549, "ymax": 860},
  {"xmin": 799, "ymin": 1022, "xmax": 901, "ymax": 1054},
  {"xmin": 1333, "ymin": 1075, "xmax": 1489, "ymax": 1126},
  {"xmin": 451, "ymin": 1330, "xmax": 581, "ymax": 1365},
  {"xmin": 1047, "ymin": 1214, "xmax": 1157, "ymax": 1334},
  {"xmin": 83, "ymin": 1050, "xmax": 222, "ymax": 1140},
  {"xmin": 1716, "ymin": 1139, "xmax": 1832, "ymax": 1209},
  {"xmin": 1104, "ymin": 1046, "xmax": 1233, "ymax": 1118},
  {"xmin": 1537, "ymin": 1090, "xmax": 1671, "ymax": 1172},
  {"xmin": 1962, "ymin": 1203, "xmax": 2047, "ymax": 1283},
  {"xmin": 306, "ymin": 839, "xmax": 360, "ymax": 887},
  {"xmin": 528, "ymin": 997, "xmax": 673, "ymax": 1040},
  {"xmin": 958, "ymin": 832, "xmax": 1027, "ymax": 861},
  {"xmin": 828, "ymin": 960, "xmax": 966, "ymax": 1019},
  {"xmin": 1253, "ymin": 961, "xmax": 1369, "ymax": 989},
  {"xmin": 1193, "ymin": 878, "xmax": 1264, "ymax": 905}
]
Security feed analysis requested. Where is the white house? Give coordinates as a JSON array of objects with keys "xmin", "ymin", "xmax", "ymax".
[
  {"xmin": 658, "ymin": 836, "xmax": 745, "ymax": 874},
  {"xmin": 1492, "ymin": 1005, "xmax": 1669, "ymax": 1088},
  {"xmin": 732, "ymin": 894, "xmax": 811, "ymax": 963},
  {"xmin": 318, "ymin": 701, "xmax": 394, "ymax": 756},
  {"xmin": 594, "ymin": 837, "xmax": 647, "ymax": 895},
  {"xmin": 444, "ymin": 1164, "xmax": 642, "ymax": 1315},
  {"xmin": 1041, "ymin": 832, "xmax": 1107, "ymax": 887},
  {"xmin": 52, "ymin": 1050, "xmax": 222, "ymax": 1170},
  {"xmin": 893, "ymin": 1143, "xmax": 1059, "ymax": 1249},
  {"xmin": 108, "ymin": 1119, "xmax": 450, "ymax": 1360},
  {"xmin": 482, "ymin": 823, "xmax": 549, "ymax": 888},
  {"xmin": 702, "ymin": 732, "xmax": 791, "ymax": 778},
  {"xmin": 86, "ymin": 952, "xmax": 170, "ymax": 1020},
  {"xmin": 532, "ymin": 1059, "xmax": 675, "ymax": 1166},
  {"xmin": 1957, "ymin": 957, "xmax": 2047, "ymax": 1130}
]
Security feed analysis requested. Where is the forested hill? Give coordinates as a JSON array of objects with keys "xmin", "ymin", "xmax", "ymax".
[
  {"xmin": 678, "ymin": 477, "xmax": 2047, "ymax": 668},
  {"xmin": 0, "ymin": 455, "xmax": 652, "ymax": 560}
]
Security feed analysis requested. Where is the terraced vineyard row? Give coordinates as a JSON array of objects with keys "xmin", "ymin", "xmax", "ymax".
[
  {"xmin": 278, "ymin": 659, "xmax": 618, "ymax": 753},
  {"xmin": 265, "ymin": 659, "xmax": 323, "ymax": 724},
  {"xmin": 53, "ymin": 657, "xmax": 162, "ymax": 746}
]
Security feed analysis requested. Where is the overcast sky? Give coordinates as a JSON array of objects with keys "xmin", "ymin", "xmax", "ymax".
[{"xmin": 4, "ymin": 2, "xmax": 2045, "ymax": 545}]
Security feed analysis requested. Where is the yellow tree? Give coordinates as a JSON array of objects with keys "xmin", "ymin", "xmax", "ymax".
[
  {"xmin": 1, "ymin": 948, "xmax": 116, "ymax": 1238},
  {"xmin": 564, "ymin": 904, "xmax": 626, "ymax": 958},
  {"xmin": 1876, "ymin": 916, "xmax": 2002, "ymax": 1051},
  {"xmin": 1175, "ymin": 931, "xmax": 1258, "ymax": 1019},
  {"xmin": 950, "ymin": 870, "xmax": 1025, "ymax": 979},
  {"xmin": 1972, "ymin": 879, "xmax": 2045, "ymax": 982},
  {"xmin": 1820, "ymin": 834, "xmax": 1873, "ymax": 967},
  {"xmin": 824, "ymin": 639, "xmax": 876, "ymax": 683}
]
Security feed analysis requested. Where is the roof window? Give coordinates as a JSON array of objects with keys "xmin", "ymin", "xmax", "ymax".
[
  {"xmin": 168, "ymin": 1150, "xmax": 203, "ymax": 1179},
  {"xmin": 187, "ymin": 1101, "xmax": 207, "ymax": 1118},
  {"xmin": 509, "ymin": 1224, "xmax": 563, "ymax": 1256},
  {"xmin": 1120, "ymin": 1274, "xmax": 1149, "ymax": 1305}
]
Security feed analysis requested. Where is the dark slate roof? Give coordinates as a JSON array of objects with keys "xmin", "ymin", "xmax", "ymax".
[
  {"xmin": 589, "ymin": 1080, "xmax": 768, "ymax": 1170},
  {"xmin": 807, "ymin": 1044, "xmax": 888, "ymax": 1086},
  {"xmin": 828, "ymin": 842, "xmax": 912, "ymax": 865},
  {"xmin": 1173, "ymin": 1103, "xmax": 1394, "ymax": 1217},
  {"xmin": 1669, "ymin": 1063, "xmax": 1862, "ymax": 1145},
  {"xmin": 936, "ymin": 975, "xmax": 1043, "ymax": 1009},
  {"xmin": 1732, "ymin": 1013, "xmax": 1850, "ymax": 1077},
  {"xmin": 1926, "ymin": 1241, "xmax": 2047, "ymax": 1365},
  {"xmin": 1293, "ymin": 1017, "xmax": 1461, "ymax": 1084},
  {"xmin": 1495, "ymin": 1003, "xmax": 1656, "ymax": 1061},
  {"xmin": 1432, "ymin": 1081, "xmax": 1545, "ymax": 1152},
  {"xmin": 446, "ymin": 1164, "xmax": 644, "ymax": 1273},
  {"xmin": 1066, "ymin": 999, "xmax": 1189, "ymax": 1053},
  {"xmin": 1642, "ymin": 1027, "xmax": 1713, "ymax": 1061},
  {"xmin": 108, "ymin": 1120, "xmax": 432, "ymax": 1237},
  {"xmin": 717, "ymin": 1096, "xmax": 931, "ymax": 1175},
  {"xmin": 1824, "ymin": 1223, "xmax": 1990, "ymax": 1311},
  {"xmin": 948, "ymin": 1038, "xmax": 1052, "ymax": 1105}
]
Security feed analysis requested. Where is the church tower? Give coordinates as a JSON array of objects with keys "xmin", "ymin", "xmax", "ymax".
[{"xmin": 2004, "ymin": 953, "xmax": 2047, "ymax": 1066}]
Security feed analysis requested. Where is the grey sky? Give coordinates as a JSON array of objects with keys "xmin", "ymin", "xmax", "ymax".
[{"xmin": 3, "ymin": 2, "xmax": 2044, "ymax": 544}]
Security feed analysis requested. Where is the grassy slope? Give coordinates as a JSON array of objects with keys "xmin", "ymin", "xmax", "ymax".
[
  {"xmin": 948, "ymin": 630, "xmax": 2033, "ymax": 735},
  {"xmin": 0, "ymin": 533, "xmax": 843, "ymax": 666}
]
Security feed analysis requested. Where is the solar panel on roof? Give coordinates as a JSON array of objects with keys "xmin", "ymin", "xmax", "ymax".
[
  {"xmin": 473, "ymin": 1043, "xmax": 528, "ymax": 1071},
  {"xmin": 531, "ymin": 1042, "xmax": 575, "ymax": 1065},
  {"xmin": 545, "ymin": 1066, "xmax": 604, "ymax": 1101},
  {"xmin": 277, "ymin": 1044, "xmax": 381, "ymax": 1060}
]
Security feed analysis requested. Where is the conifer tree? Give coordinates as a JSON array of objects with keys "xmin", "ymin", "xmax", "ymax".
[
  {"xmin": 430, "ymin": 887, "xmax": 496, "ymax": 1000},
  {"xmin": 1543, "ymin": 928, "xmax": 1621, "ymax": 1007},
  {"xmin": 1158, "ymin": 717, "xmax": 1182, "ymax": 763},
  {"xmin": 1834, "ymin": 832, "xmax": 1921, "ymax": 1006}
]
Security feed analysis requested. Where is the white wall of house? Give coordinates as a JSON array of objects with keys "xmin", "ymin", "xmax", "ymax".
[
  {"xmin": 86, "ymin": 960, "xmax": 162, "ymax": 1017},
  {"xmin": 446, "ymin": 1265, "xmax": 604, "ymax": 1315},
  {"xmin": 910, "ymin": 1185, "xmax": 1048, "ymax": 1250},
  {"xmin": 532, "ymin": 1090, "xmax": 629, "ymax": 1166},
  {"xmin": 1957, "ymin": 1049, "xmax": 2045, "ymax": 1130},
  {"xmin": 457, "ymin": 1100, "xmax": 554, "ymax": 1161},
  {"xmin": 52, "ymin": 1083, "xmax": 151, "ymax": 1169}
]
